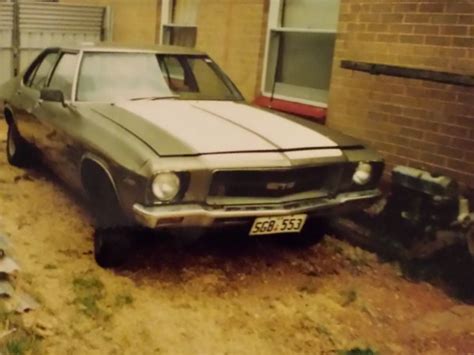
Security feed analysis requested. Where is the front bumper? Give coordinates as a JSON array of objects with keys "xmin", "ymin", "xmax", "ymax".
[{"xmin": 132, "ymin": 189, "xmax": 381, "ymax": 229}]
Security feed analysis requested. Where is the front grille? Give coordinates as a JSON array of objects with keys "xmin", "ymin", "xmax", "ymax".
[{"xmin": 209, "ymin": 165, "xmax": 340, "ymax": 199}]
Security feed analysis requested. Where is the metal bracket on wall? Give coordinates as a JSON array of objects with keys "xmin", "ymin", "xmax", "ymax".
[{"xmin": 341, "ymin": 60, "xmax": 474, "ymax": 87}]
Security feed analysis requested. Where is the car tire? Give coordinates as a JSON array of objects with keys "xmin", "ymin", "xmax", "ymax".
[
  {"xmin": 88, "ymin": 172, "xmax": 132, "ymax": 268},
  {"xmin": 94, "ymin": 227, "xmax": 132, "ymax": 268},
  {"xmin": 276, "ymin": 217, "xmax": 328, "ymax": 248},
  {"xmin": 6, "ymin": 124, "xmax": 31, "ymax": 167}
]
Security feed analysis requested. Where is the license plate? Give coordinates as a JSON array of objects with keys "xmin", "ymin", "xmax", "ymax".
[{"xmin": 249, "ymin": 214, "xmax": 307, "ymax": 236}]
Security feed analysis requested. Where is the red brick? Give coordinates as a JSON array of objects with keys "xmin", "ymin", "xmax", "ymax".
[
  {"xmin": 436, "ymin": 146, "xmax": 465, "ymax": 160},
  {"xmin": 397, "ymin": 146, "xmax": 421, "ymax": 159},
  {"xmin": 459, "ymin": 15, "xmax": 474, "ymax": 25},
  {"xmin": 327, "ymin": 0, "xmax": 474, "ymax": 188},
  {"xmin": 425, "ymin": 36, "xmax": 451, "ymax": 46},
  {"xmin": 381, "ymin": 14, "xmax": 404, "ymax": 23},
  {"xmin": 453, "ymin": 37, "xmax": 474, "ymax": 48},
  {"xmin": 424, "ymin": 132, "xmax": 452, "ymax": 145},
  {"xmin": 393, "ymin": 3, "xmax": 418, "ymax": 13},
  {"xmin": 357, "ymin": 33, "xmax": 376, "ymax": 41},
  {"xmin": 400, "ymin": 35, "xmax": 424, "ymax": 44},
  {"xmin": 419, "ymin": 3, "xmax": 445, "ymax": 13},
  {"xmin": 376, "ymin": 33, "xmax": 399, "ymax": 42},
  {"xmin": 439, "ymin": 124, "xmax": 469, "ymax": 138},
  {"xmin": 400, "ymin": 127, "xmax": 424, "ymax": 139},
  {"xmin": 451, "ymin": 138, "xmax": 474, "ymax": 152},
  {"xmin": 414, "ymin": 25, "xmax": 439, "ymax": 35},
  {"xmin": 359, "ymin": 13, "xmax": 380, "ymax": 23},
  {"xmin": 420, "ymin": 152, "xmax": 447, "ymax": 166},
  {"xmin": 371, "ymin": 3, "xmax": 393, "ymax": 13},
  {"xmin": 440, "ymin": 25, "xmax": 469, "ymax": 36},
  {"xmin": 431, "ymin": 15, "xmax": 459, "ymax": 25},
  {"xmin": 405, "ymin": 14, "xmax": 431, "ymax": 24},
  {"xmin": 367, "ymin": 23, "xmax": 388, "ymax": 32},
  {"xmin": 445, "ymin": 3, "xmax": 474, "ymax": 14},
  {"xmin": 390, "ymin": 24, "xmax": 414, "ymax": 33}
]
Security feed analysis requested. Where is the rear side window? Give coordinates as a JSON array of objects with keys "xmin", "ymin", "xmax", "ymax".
[
  {"xmin": 29, "ymin": 52, "xmax": 59, "ymax": 90},
  {"xmin": 48, "ymin": 53, "xmax": 78, "ymax": 100}
]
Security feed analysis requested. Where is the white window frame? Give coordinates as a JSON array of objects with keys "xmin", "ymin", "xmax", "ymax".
[
  {"xmin": 260, "ymin": 0, "xmax": 338, "ymax": 108},
  {"xmin": 160, "ymin": 0, "xmax": 197, "ymax": 46}
]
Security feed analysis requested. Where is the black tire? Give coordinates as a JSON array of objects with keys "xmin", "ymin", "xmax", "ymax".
[
  {"xmin": 6, "ymin": 124, "xmax": 31, "ymax": 167},
  {"xmin": 94, "ymin": 227, "xmax": 132, "ymax": 268},
  {"xmin": 88, "ymin": 172, "xmax": 132, "ymax": 267},
  {"xmin": 276, "ymin": 217, "xmax": 328, "ymax": 248}
]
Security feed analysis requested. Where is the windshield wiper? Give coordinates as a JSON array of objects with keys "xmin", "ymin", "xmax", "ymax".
[{"xmin": 129, "ymin": 95, "xmax": 178, "ymax": 101}]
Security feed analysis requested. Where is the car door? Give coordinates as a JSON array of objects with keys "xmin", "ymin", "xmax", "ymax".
[
  {"xmin": 12, "ymin": 50, "xmax": 60, "ymax": 145},
  {"xmin": 33, "ymin": 51, "xmax": 83, "ymax": 191}
]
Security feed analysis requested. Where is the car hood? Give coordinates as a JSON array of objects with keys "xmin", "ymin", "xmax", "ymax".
[{"xmin": 91, "ymin": 100, "xmax": 363, "ymax": 156}]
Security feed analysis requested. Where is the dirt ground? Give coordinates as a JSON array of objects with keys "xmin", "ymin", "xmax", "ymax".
[{"xmin": 0, "ymin": 122, "xmax": 473, "ymax": 354}]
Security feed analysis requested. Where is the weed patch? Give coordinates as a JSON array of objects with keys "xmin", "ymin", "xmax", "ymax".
[{"xmin": 72, "ymin": 275, "xmax": 108, "ymax": 319}]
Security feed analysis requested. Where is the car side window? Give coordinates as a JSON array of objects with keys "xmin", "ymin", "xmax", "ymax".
[
  {"xmin": 48, "ymin": 53, "xmax": 78, "ymax": 100},
  {"xmin": 29, "ymin": 52, "xmax": 59, "ymax": 91},
  {"xmin": 159, "ymin": 56, "xmax": 195, "ymax": 92}
]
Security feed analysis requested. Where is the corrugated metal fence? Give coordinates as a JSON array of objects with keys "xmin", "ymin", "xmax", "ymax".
[
  {"xmin": 0, "ymin": 2, "xmax": 14, "ymax": 85},
  {"xmin": 0, "ymin": 0, "xmax": 110, "ymax": 85}
]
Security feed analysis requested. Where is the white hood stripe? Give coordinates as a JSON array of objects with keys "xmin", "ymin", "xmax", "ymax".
[{"xmin": 115, "ymin": 100, "xmax": 341, "ymax": 155}]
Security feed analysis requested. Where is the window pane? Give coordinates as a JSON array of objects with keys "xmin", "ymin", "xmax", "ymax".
[
  {"xmin": 165, "ymin": 26, "xmax": 197, "ymax": 47},
  {"xmin": 283, "ymin": 0, "xmax": 340, "ymax": 30},
  {"xmin": 77, "ymin": 53, "xmax": 172, "ymax": 101},
  {"xmin": 265, "ymin": 32, "xmax": 336, "ymax": 103},
  {"xmin": 158, "ymin": 55, "xmax": 240, "ymax": 100},
  {"xmin": 172, "ymin": 0, "xmax": 199, "ymax": 25},
  {"xmin": 159, "ymin": 56, "xmax": 194, "ymax": 92},
  {"xmin": 48, "ymin": 53, "xmax": 78, "ymax": 100},
  {"xmin": 190, "ymin": 59, "xmax": 234, "ymax": 99},
  {"xmin": 30, "ymin": 52, "xmax": 59, "ymax": 90}
]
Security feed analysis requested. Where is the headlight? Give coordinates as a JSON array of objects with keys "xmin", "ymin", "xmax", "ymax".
[
  {"xmin": 152, "ymin": 172, "xmax": 180, "ymax": 201},
  {"xmin": 352, "ymin": 162, "xmax": 373, "ymax": 185}
]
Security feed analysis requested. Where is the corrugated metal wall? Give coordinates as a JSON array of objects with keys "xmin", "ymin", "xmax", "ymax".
[
  {"xmin": 0, "ymin": 1, "xmax": 14, "ymax": 85},
  {"xmin": 0, "ymin": 0, "xmax": 108, "ymax": 85},
  {"xmin": 18, "ymin": 2, "xmax": 105, "ymax": 71}
]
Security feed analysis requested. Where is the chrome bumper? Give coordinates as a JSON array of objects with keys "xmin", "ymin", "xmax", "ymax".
[{"xmin": 132, "ymin": 190, "xmax": 381, "ymax": 229}]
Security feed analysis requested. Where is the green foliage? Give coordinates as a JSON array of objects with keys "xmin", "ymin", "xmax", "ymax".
[
  {"xmin": 341, "ymin": 289, "xmax": 358, "ymax": 306},
  {"xmin": 3, "ymin": 331, "xmax": 39, "ymax": 355},
  {"xmin": 73, "ymin": 275, "xmax": 106, "ymax": 319},
  {"xmin": 115, "ymin": 293, "xmax": 134, "ymax": 308}
]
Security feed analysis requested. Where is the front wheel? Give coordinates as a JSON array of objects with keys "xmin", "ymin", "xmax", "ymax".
[
  {"xmin": 94, "ymin": 228, "xmax": 132, "ymax": 268},
  {"xmin": 88, "ymin": 172, "xmax": 132, "ymax": 267},
  {"xmin": 6, "ymin": 124, "xmax": 31, "ymax": 167}
]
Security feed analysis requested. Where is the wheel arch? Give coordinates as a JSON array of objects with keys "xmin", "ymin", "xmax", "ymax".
[
  {"xmin": 80, "ymin": 153, "xmax": 120, "ymax": 203},
  {"xmin": 3, "ymin": 106, "xmax": 14, "ymax": 126}
]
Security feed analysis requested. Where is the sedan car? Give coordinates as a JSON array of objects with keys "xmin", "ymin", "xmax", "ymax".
[{"xmin": 0, "ymin": 43, "xmax": 384, "ymax": 267}]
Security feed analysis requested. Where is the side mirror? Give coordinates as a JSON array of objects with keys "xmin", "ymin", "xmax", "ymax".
[{"xmin": 40, "ymin": 88, "xmax": 65, "ymax": 106}]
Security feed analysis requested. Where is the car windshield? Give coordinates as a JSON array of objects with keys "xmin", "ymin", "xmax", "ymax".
[{"xmin": 76, "ymin": 52, "xmax": 243, "ymax": 102}]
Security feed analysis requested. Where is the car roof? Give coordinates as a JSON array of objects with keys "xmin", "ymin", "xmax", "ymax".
[{"xmin": 58, "ymin": 42, "xmax": 206, "ymax": 55}]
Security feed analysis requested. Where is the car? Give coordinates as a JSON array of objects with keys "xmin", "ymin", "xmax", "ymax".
[{"xmin": 0, "ymin": 43, "xmax": 384, "ymax": 267}]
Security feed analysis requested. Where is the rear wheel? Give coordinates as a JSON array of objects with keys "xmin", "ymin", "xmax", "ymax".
[{"xmin": 6, "ymin": 124, "xmax": 31, "ymax": 167}]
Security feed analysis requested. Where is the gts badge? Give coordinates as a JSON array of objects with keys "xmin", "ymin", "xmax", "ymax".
[{"xmin": 266, "ymin": 182, "xmax": 296, "ymax": 191}]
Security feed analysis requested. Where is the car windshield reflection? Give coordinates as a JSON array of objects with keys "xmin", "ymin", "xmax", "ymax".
[{"xmin": 76, "ymin": 52, "xmax": 243, "ymax": 102}]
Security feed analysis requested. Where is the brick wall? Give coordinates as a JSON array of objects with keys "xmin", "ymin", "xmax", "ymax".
[
  {"xmin": 327, "ymin": 1, "xmax": 474, "ymax": 189},
  {"xmin": 61, "ymin": 0, "xmax": 159, "ymax": 44},
  {"xmin": 195, "ymin": 0, "xmax": 268, "ymax": 100}
]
